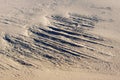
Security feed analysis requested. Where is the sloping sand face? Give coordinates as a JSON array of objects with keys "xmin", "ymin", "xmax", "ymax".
[{"xmin": 0, "ymin": 0, "xmax": 120, "ymax": 80}]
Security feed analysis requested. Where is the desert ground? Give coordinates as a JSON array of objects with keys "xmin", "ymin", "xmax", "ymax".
[{"xmin": 0, "ymin": 0, "xmax": 120, "ymax": 80}]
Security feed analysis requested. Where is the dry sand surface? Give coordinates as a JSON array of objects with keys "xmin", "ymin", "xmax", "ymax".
[{"xmin": 0, "ymin": 0, "xmax": 120, "ymax": 80}]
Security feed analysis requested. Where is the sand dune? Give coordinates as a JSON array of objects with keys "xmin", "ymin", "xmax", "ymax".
[{"xmin": 0, "ymin": 0, "xmax": 120, "ymax": 80}]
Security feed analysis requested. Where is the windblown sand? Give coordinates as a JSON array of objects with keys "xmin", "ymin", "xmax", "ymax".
[{"xmin": 0, "ymin": 0, "xmax": 120, "ymax": 80}]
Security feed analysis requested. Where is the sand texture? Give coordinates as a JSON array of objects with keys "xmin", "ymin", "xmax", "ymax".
[{"xmin": 0, "ymin": 0, "xmax": 120, "ymax": 80}]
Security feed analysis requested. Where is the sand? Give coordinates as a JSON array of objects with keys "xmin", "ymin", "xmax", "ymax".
[{"xmin": 0, "ymin": 0, "xmax": 120, "ymax": 80}]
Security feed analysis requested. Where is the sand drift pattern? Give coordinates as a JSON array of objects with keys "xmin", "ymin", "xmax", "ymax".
[{"xmin": 1, "ymin": 13, "xmax": 114, "ymax": 71}]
